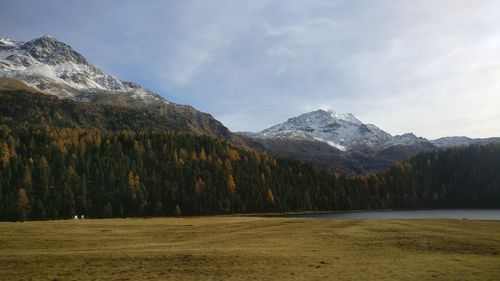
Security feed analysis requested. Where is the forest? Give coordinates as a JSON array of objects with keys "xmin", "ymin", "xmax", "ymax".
[{"xmin": 0, "ymin": 124, "xmax": 499, "ymax": 221}]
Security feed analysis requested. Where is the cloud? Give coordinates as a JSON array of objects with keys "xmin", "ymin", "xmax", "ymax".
[{"xmin": 1, "ymin": 0, "xmax": 499, "ymax": 138}]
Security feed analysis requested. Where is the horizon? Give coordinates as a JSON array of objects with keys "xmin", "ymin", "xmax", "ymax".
[{"xmin": 1, "ymin": 1, "xmax": 499, "ymax": 139}]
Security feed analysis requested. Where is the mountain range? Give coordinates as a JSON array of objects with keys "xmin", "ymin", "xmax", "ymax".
[
  {"xmin": 245, "ymin": 109, "xmax": 500, "ymax": 150},
  {"xmin": 1, "ymin": 35, "xmax": 499, "ymax": 173},
  {"xmin": 245, "ymin": 109, "xmax": 430, "ymax": 150},
  {"xmin": 242, "ymin": 109, "xmax": 500, "ymax": 173}
]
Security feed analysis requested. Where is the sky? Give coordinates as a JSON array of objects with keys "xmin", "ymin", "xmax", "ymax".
[{"xmin": 1, "ymin": 0, "xmax": 499, "ymax": 139}]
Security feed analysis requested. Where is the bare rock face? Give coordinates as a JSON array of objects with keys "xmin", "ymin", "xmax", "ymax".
[{"xmin": 19, "ymin": 36, "xmax": 88, "ymax": 65}]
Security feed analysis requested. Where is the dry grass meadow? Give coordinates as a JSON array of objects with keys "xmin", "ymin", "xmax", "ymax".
[{"xmin": 0, "ymin": 216, "xmax": 499, "ymax": 281}]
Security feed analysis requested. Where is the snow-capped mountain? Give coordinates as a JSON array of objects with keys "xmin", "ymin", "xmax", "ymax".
[
  {"xmin": 0, "ymin": 35, "xmax": 249, "ymax": 146},
  {"xmin": 240, "ymin": 109, "xmax": 440, "ymax": 173},
  {"xmin": 0, "ymin": 35, "xmax": 163, "ymax": 103},
  {"xmin": 431, "ymin": 136, "xmax": 473, "ymax": 147},
  {"xmin": 431, "ymin": 136, "xmax": 500, "ymax": 148},
  {"xmin": 250, "ymin": 109, "xmax": 425, "ymax": 151},
  {"xmin": 389, "ymin": 133, "xmax": 432, "ymax": 146}
]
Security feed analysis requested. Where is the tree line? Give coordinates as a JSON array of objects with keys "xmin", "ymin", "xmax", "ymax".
[{"xmin": 0, "ymin": 125, "xmax": 499, "ymax": 221}]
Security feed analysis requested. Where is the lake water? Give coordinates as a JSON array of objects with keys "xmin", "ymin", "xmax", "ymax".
[{"xmin": 287, "ymin": 209, "xmax": 500, "ymax": 220}]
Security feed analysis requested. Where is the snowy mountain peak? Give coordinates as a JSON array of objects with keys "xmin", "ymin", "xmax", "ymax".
[
  {"xmin": 394, "ymin": 133, "xmax": 417, "ymax": 140},
  {"xmin": 325, "ymin": 109, "xmax": 362, "ymax": 124},
  {"xmin": 429, "ymin": 136, "xmax": 500, "ymax": 148},
  {"xmin": 0, "ymin": 36, "xmax": 17, "ymax": 47},
  {"xmin": 20, "ymin": 35, "xmax": 87, "ymax": 65},
  {"xmin": 245, "ymin": 109, "xmax": 438, "ymax": 151},
  {"xmin": 390, "ymin": 133, "xmax": 432, "ymax": 146},
  {"xmin": 0, "ymin": 35, "xmax": 165, "ymax": 104},
  {"xmin": 257, "ymin": 109, "xmax": 393, "ymax": 150}
]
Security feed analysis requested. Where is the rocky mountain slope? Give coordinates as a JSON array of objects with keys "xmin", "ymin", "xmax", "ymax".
[
  {"xmin": 0, "ymin": 36, "xmax": 246, "ymax": 146},
  {"xmin": 0, "ymin": 36, "xmax": 160, "ymax": 102}
]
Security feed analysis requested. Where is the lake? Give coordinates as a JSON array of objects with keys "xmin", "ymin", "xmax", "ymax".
[{"xmin": 287, "ymin": 209, "xmax": 500, "ymax": 220}]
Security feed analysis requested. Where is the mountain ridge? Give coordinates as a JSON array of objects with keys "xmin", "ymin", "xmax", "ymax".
[
  {"xmin": 0, "ymin": 35, "xmax": 162, "ymax": 102},
  {"xmin": 2, "ymin": 35, "xmax": 499, "ymax": 173},
  {"xmin": 246, "ymin": 109, "xmax": 430, "ymax": 151},
  {"xmin": 242, "ymin": 109, "xmax": 499, "ymax": 173},
  {"xmin": 0, "ymin": 35, "xmax": 248, "ymax": 147}
]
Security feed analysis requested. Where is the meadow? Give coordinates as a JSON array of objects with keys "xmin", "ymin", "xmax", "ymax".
[{"xmin": 0, "ymin": 216, "xmax": 499, "ymax": 281}]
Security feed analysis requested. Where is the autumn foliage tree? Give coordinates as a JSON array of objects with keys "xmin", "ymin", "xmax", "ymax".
[
  {"xmin": 0, "ymin": 123, "xmax": 498, "ymax": 221},
  {"xmin": 227, "ymin": 174, "xmax": 236, "ymax": 192}
]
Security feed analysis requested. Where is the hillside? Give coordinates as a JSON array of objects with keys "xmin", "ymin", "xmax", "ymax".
[
  {"xmin": 0, "ymin": 89, "xmax": 186, "ymax": 131},
  {"xmin": 0, "ymin": 36, "xmax": 498, "ymax": 221},
  {"xmin": 0, "ymin": 122, "xmax": 498, "ymax": 221},
  {"xmin": 0, "ymin": 35, "xmax": 246, "ymax": 147}
]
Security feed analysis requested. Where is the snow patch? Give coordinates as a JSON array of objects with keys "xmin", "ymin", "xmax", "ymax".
[
  {"xmin": 313, "ymin": 137, "xmax": 347, "ymax": 151},
  {"xmin": 326, "ymin": 110, "xmax": 362, "ymax": 124},
  {"xmin": 0, "ymin": 37, "xmax": 17, "ymax": 46}
]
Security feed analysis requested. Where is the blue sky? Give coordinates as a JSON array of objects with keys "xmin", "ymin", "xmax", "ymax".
[{"xmin": 1, "ymin": 0, "xmax": 499, "ymax": 138}]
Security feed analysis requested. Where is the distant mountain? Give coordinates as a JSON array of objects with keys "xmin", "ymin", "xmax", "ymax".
[
  {"xmin": 242, "ymin": 109, "xmax": 498, "ymax": 173},
  {"xmin": 242, "ymin": 137, "xmax": 403, "ymax": 174},
  {"xmin": 248, "ymin": 109, "xmax": 432, "ymax": 151},
  {"xmin": 256, "ymin": 109, "xmax": 390, "ymax": 151},
  {"xmin": 0, "ymin": 35, "xmax": 246, "ymax": 146},
  {"xmin": 241, "ymin": 109, "xmax": 430, "ymax": 173},
  {"xmin": 431, "ymin": 136, "xmax": 500, "ymax": 148}
]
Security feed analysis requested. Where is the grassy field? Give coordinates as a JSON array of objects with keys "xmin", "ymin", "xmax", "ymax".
[{"xmin": 0, "ymin": 217, "xmax": 499, "ymax": 281}]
